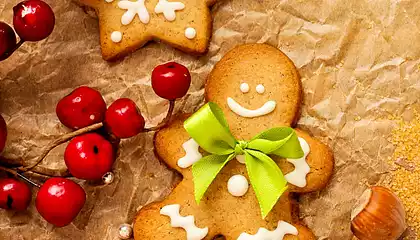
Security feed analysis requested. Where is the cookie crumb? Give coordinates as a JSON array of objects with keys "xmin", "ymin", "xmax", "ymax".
[{"xmin": 388, "ymin": 114, "xmax": 420, "ymax": 238}]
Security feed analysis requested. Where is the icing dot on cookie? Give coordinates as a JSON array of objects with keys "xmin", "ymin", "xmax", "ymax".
[
  {"xmin": 111, "ymin": 31, "xmax": 123, "ymax": 43},
  {"xmin": 227, "ymin": 175, "xmax": 249, "ymax": 197},
  {"xmin": 256, "ymin": 84, "xmax": 265, "ymax": 94},
  {"xmin": 185, "ymin": 27, "xmax": 197, "ymax": 39},
  {"xmin": 240, "ymin": 83, "xmax": 249, "ymax": 93},
  {"xmin": 105, "ymin": 0, "xmax": 113, "ymax": 2}
]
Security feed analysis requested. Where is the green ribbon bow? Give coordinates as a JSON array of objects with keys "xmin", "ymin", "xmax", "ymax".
[{"xmin": 184, "ymin": 102, "xmax": 304, "ymax": 218}]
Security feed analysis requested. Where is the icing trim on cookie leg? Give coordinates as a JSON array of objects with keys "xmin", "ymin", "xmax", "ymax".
[
  {"xmin": 118, "ymin": 0, "xmax": 150, "ymax": 25},
  {"xmin": 177, "ymin": 138, "xmax": 202, "ymax": 168},
  {"xmin": 285, "ymin": 137, "xmax": 311, "ymax": 187},
  {"xmin": 155, "ymin": 0, "xmax": 185, "ymax": 21},
  {"xmin": 160, "ymin": 204, "xmax": 209, "ymax": 240},
  {"xmin": 237, "ymin": 221, "xmax": 298, "ymax": 240},
  {"xmin": 227, "ymin": 97, "xmax": 276, "ymax": 118}
]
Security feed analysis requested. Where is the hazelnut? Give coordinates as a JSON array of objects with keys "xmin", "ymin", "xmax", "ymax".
[{"xmin": 351, "ymin": 186, "xmax": 407, "ymax": 240}]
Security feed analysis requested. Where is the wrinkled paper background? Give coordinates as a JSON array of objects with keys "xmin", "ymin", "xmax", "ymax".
[{"xmin": 1, "ymin": 0, "xmax": 420, "ymax": 239}]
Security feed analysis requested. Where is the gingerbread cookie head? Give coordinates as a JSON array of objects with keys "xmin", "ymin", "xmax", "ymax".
[
  {"xmin": 134, "ymin": 44, "xmax": 333, "ymax": 240},
  {"xmin": 77, "ymin": 0, "xmax": 216, "ymax": 60},
  {"xmin": 206, "ymin": 44, "xmax": 302, "ymax": 140}
]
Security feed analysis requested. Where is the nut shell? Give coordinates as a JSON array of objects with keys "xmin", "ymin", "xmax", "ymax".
[{"xmin": 351, "ymin": 186, "xmax": 407, "ymax": 240}]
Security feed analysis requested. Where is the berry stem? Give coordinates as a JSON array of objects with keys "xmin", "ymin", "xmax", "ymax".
[
  {"xmin": 16, "ymin": 172, "xmax": 40, "ymax": 188},
  {"xmin": 18, "ymin": 122, "xmax": 104, "ymax": 172},
  {"xmin": 143, "ymin": 100, "xmax": 175, "ymax": 132},
  {"xmin": 0, "ymin": 157, "xmax": 70, "ymax": 177},
  {"xmin": 0, "ymin": 165, "xmax": 18, "ymax": 176},
  {"xmin": 0, "ymin": 166, "xmax": 40, "ymax": 188}
]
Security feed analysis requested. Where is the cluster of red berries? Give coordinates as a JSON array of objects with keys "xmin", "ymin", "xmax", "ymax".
[
  {"xmin": 0, "ymin": 0, "xmax": 55, "ymax": 61},
  {"xmin": 0, "ymin": 62, "xmax": 191, "ymax": 228}
]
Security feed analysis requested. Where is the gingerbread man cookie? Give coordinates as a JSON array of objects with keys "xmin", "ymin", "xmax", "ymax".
[
  {"xmin": 134, "ymin": 44, "xmax": 334, "ymax": 239},
  {"xmin": 76, "ymin": 0, "xmax": 216, "ymax": 61}
]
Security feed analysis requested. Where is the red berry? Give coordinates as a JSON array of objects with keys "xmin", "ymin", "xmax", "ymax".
[
  {"xmin": 0, "ymin": 22, "xmax": 17, "ymax": 61},
  {"xmin": 64, "ymin": 133, "xmax": 114, "ymax": 180},
  {"xmin": 151, "ymin": 62, "xmax": 191, "ymax": 100},
  {"xmin": 104, "ymin": 98, "xmax": 145, "ymax": 138},
  {"xmin": 36, "ymin": 178, "xmax": 86, "ymax": 227},
  {"xmin": 0, "ymin": 178, "xmax": 31, "ymax": 211},
  {"xmin": 56, "ymin": 86, "xmax": 107, "ymax": 130},
  {"xmin": 0, "ymin": 115, "xmax": 7, "ymax": 153},
  {"xmin": 13, "ymin": 0, "xmax": 55, "ymax": 42}
]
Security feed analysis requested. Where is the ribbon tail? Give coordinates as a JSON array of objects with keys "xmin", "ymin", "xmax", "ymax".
[
  {"xmin": 192, "ymin": 154, "xmax": 235, "ymax": 204},
  {"xmin": 245, "ymin": 150, "xmax": 288, "ymax": 219}
]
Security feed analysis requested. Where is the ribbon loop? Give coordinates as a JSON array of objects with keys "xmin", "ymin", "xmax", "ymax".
[
  {"xmin": 184, "ymin": 102, "xmax": 304, "ymax": 219},
  {"xmin": 184, "ymin": 102, "xmax": 236, "ymax": 155}
]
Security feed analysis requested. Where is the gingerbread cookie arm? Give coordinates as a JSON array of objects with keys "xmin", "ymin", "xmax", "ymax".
[
  {"xmin": 154, "ymin": 114, "xmax": 200, "ymax": 178},
  {"xmin": 292, "ymin": 130, "xmax": 333, "ymax": 193},
  {"xmin": 277, "ymin": 130, "xmax": 334, "ymax": 193}
]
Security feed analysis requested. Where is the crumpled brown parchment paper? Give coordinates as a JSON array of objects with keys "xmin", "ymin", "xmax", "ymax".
[{"xmin": 1, "ymin": 0, "xmax": 420, "ymax": 239}]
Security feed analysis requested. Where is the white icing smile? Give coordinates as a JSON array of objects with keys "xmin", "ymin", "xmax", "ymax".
[
  {"xmin": 227, "ymin": 83, "xmax": 276, "ymax": 118},
  {"xmin": 227, "ymin": 97, "xmax": 276, "ymax": 118}
]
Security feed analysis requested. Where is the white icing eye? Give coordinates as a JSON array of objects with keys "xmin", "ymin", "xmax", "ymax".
[
  {"xmin": 256, "ymin": 84, "xmax": 265, "ymax": 94},
  {"xmin": 240, "ymin": 83, "xmax": 250, "ymax": 93}
]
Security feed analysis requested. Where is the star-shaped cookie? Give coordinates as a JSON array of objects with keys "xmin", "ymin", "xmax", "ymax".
[{"xmin": 76, "ymin": 0, "xmax": 216, "ymax": 60}]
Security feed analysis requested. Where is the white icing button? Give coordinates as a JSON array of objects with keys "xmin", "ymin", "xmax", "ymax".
[
  {"xmin": 185, "ymin": 27, "xmax": 197, "ymax": 39},
  {"xmin": 118, "ymin": 0, "xmax": 150, "ymax": 25},
  {"xmin": 256, "ymin": 84, "xmax": 265, "ymax": 94},
  {"xmin": 237, "ymin": 221, "xmax": 298, "ymax": 240},
  {"xmin": 160, "ymin": 204, "xmax": 209, "ymax": 240},
  {"xmin": 111, "ymin": 31, "xmax": 123, "ymax": 43},
  {"xmin": 105, "ymin": 0, "xmax": 113, "ymax": 2},
  {"xmin": 177, "ymin": 138, "xmax": 202, "ymax": 168},
  {"xmin": 236, "ymin": 155, "xmax": 246, "ymax": 164},
  {"xmin": 227, "ymin": 175, "xmax": 249, "ymax": 197},
  {"xmin": 284, "ymin": 137, "xmax": 311, "ymax": 188},
  {"xmin": 227, "ymin": 97, "xmax": 276, "ymax": 118},
  {"xmin": 155, "ymin": 0, "xmax": 185, "ymax": 21},
  {"xmin": 240, "ymin": 83, "xmax": 250, "ymax": 93}
]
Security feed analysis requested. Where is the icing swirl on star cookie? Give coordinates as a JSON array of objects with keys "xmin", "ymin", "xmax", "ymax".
[
  {"xmin": 118, "ymin": 0, "xmax": 150, "ymax": 25},
  {"xmin": 155, "ymin": 0, "xmax": 185, "ymax": 21}
]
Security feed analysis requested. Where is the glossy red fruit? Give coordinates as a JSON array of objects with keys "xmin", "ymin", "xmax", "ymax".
[
  {"xmin": 64, "ymin": 133, "xmax": 114, "ymax": 180},
  {"xmin": 36, "ymin": 178, "xmax": 86, "ymax": 227},
  {"xmin": 13, "ymin": 0, "xmax": 55, "ymax": 42},
  {"xmin": 0, "ymin": 178, "xmax": 31, "ymax": 211},
  {"xmin": 56, "ymin": 86, "xmax": 107, "ymax": 130},
  {"xmin": 151, "ymin": 62, "xmax": 191, "ymax": 100},
  {"xmin": 0, "ymin": 22, "xmax": 17, "ymax": 61},
  {"xmin": 104, "ymin": 98, "xmax": 145, "ymax": 139},
  {"xmin": 0, "ymin": 115, "xmax": 7, "ymax": 153}
]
